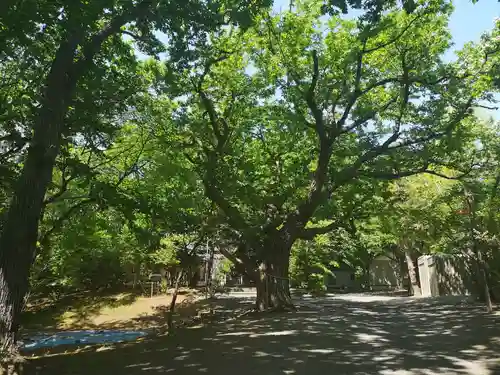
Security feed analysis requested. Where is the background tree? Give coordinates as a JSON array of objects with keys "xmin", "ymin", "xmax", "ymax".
[{"xmin": 0, "ymin": 0, "xmax": 272, "ymax": 358}]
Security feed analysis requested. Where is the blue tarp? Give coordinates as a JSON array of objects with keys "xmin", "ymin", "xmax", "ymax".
[{"xmin": 21, "ymin": 330, "xmax": 148, "ymax": 351}]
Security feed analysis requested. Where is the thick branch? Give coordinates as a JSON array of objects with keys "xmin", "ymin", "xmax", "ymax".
[
  {"xmin": 218, "ymin": 246, "xmax": 257, "ymax": 280},
  {"xmin": 202, "ymin": 172, "xmax": 249, "ymax": 231},
  {"xmin": 39, "ymin": 198, "xmax": 94, "ymax": 248},
  {"xmin": 363, "ymin": 13, "xmax": 423, "ymax": 54},
  {"xmin": 297, "ymin": 221, "xmax": 341, "ymax": 240},
  {"xmin": 195, "ymin": 55, "xmax": 231, "ymax": 150},
  {"xmin": 341, "ymin": 96, "xmax": 398, "ymax": 134},
  {"xmin": 72, "ymin": 0, "xmax": 157, "ymax": 79},
  {"xmin": 305, "ymin": 50, "xmax": 326, "ymax": 140}
]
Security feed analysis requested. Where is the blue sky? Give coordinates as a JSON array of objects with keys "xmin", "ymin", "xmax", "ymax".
[
  {"xmin": 145, "ymin": 1, "xmax": 499, "ymax": 117},
  {"xmin": 272, "ymin": 0, "xmax": 499, "ymax": 118},
  {"xmin": 273, "ymin": 0, "xmax": 499, "ymax": 56},
  {"xmin": 445, "ymin": 0, "xmax": 498, "ymax": 54}
]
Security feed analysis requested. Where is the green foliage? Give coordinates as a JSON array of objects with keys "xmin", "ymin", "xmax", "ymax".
[
  {"xmin": 33, "ymin": 208, "xmax": 142, "ymax": 290},
  {"xmin": 218, "ymin": 258, "xmax": 235, "ymax": 275},
  {"xmin": 150, "ymin": 237, "xmax": 180, "ymax": 267},
  {"xmin": 149, "ymin": 233, "xmax": 201, "ymax": 269},
  {"xmin": 2, "ymin": 0, "xmax": 498, "ymax": 301},
  {"xmin": 290, "ymin": 230, "xmax": 342, "ymax": 290}
]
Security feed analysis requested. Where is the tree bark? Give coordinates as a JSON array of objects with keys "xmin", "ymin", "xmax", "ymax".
[
  {"xmin": 465, "ymin": 187, "xmax": 493, "ymax": 312},
  {"xmin": 206, "ymin": 244, "xmax": 215, "ymax": 296},
  {"xmin": 255, "ymin": 251, "xmax": 294, "ymax": 311},
  {"xmin": 479, "ymin": 259, "xmax": 493, "ymax": 313},
  {"xmin": 167, "ymin": 271, "xmax": 184, "ymax": 333},
  {"xmin": 473, "ymin": 247, "xmax": 493, "ymax": 312},
  {"xmin": 0, "ymin": 2, "xmax": 154, "ymax": 355},
  {"xmin": 404, "ymin": 250, "xmax": 421, "ymax": 296},
  {"xmin": 0, "ymin": 37, "xmax": 80, "ymax": 355}
]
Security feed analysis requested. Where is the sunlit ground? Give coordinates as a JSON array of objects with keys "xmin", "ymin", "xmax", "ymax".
[
  {"xmin": 28, "ymin": 293, "xmax": 500, "ymax": 375},
  {"xmin": 21, "ymin": 290, "xmax": 196, "ymax": 333}
]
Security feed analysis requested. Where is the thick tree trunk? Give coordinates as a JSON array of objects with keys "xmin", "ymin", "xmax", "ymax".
[
  {"xmin": 255, "ymin": 252, "xmax": 294, "ymax": 311},
  {"xmin": 404, "ymin": 250, "xmax": 421, "ymax": 296},
  {"xmin": 218, "ymin": 236, "xmax": 296, "ymax": 311},
  {"xmin": 0, "ymin": 46, "xmax": 75, "ymax": 354},
  {"xmin": 0, "ymin": 5, "xmax": 149, "ymax": 354},
  {"xmin": 188, "ymin": 269, "xmax": 198, "ymax": 288}
]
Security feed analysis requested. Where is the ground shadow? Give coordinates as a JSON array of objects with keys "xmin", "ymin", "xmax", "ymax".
[
  {"xmin": 21, "ymin": 289, "xmax": 140, "ymax": 332},
  {"xmin": 27, "ymin": 294, "xmax": 500, "ymax": 375},
  {"xmin": 21, "ymin": 288, "xmax": 211, "ymax": 334}
]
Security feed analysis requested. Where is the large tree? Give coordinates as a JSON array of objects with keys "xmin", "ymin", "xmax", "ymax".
[
  {"xmin": 0, "ymin": 0, "xmax": 272, "ymax": 359},
  {"xmin": 157, "ymin": 0, "xmax": 498, "ymax": 310}
]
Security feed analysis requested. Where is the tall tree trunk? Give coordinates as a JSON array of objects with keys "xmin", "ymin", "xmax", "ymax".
[
  {"xmin": 167, "ymin": 271, "xmax": 184, "ymax": 333},
  {"xmin": 188, "ymin": 268, "xmax": 198, "ymax": 288},
  {"xmin": 404, "ymin": 250, "xmax": 421, "ymax": 296},
  {"xmin": 0, "ymin": 38, "xmax": 79, "ymax": 355},
  {"xmin": 206, "ymin": 244, "xmax": 215, "ymax": 296},
  {"xmin": 473, "ymin": 246, "xmax": 493, "ymax": 312},
  {"xmin": 465, "ymin": 186, "xmax": 493, "ymax": 312},
  {"xmin": 0, "ymin": 4, "xmax": 155, "ymax": 356},
  {"xmin": 478, "ymin": 256, "xmax": 493, "ymax": 313},
  {"xmin": 255, "ymin": 251, "xmax": 294, "ymax": 311}
]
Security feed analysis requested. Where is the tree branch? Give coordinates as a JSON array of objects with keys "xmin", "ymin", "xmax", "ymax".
[
  {"xmin": 39, "ymin": 198, "xmax": 95, "ymax": 248},
  {"xmin": 423, "ymin": 170, "xmax": 471, "ymax": 180},
  {"xmin": 475, "ymin": 104, "xmax": 499, "ymax": 111},
  {"xmin": 297, "ymin": 221, "xmax": 342, "ymax": 240},
  {"xmin": 359, "ymin": 163, "xmax": 430, "ymax": 180},
  {"xmin": 201, "ymin": 166, "xmax": 249, "ymax": 232},
  {"xmin": 120, "ymin": 29, "xmax": 152, "ymax": 44},
  {"xmin": 305, "ymin": 50, "xmax": 326, "ymax": 140},
  {"xmin": 218, "ymin": 246, "xmax": 257, "ymax": 279},
  {"xmin": 363, "ymin": 13, "xmax": 423, "ymax": 54},
  {"xmin": 341, "ymin": 96, "xmax": 398, "ymax": 134},
  {"xmin": 71, "ymin": 0, "xmax": 158, "ymax": 79}
]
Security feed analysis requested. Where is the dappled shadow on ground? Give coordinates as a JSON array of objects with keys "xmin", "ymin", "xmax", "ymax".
[
  {"xmin": 21, "ymin": 288, "xmax": 221, "ymax": 334},
  {"xmin": 21, "ymin": 296, "xmax": 255, "ymax": 357},
  {"xmin": 27, "ymin": 295, "xmax": 500, "ymax": 375},
  {"xmin": 21, "ymin": 290, "xmax": 141, "ymax": 332}
]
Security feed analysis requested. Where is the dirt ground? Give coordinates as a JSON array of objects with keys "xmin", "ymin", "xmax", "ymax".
[
  {"xmin": 21, "ymin": 288, "xmax": 199, "ymax": 333},
  {"xmin": 27, "ymin": 294, "xmax": 500, "ymax": 375},
  {"xmin": 59, "ymin": 294, "xmax": 191, "ymax": 329}
]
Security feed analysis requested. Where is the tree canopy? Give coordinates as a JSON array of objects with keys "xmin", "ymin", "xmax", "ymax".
[{"xmin": 0, "ymin": 0, "xmax": 499, "ymax": 362}]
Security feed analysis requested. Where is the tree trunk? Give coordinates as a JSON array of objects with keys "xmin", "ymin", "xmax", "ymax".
[
  {"xmin": 474, "ymin": 247, "xmax": 493, "ymax": 313},
  {"xmin": 0, "ymin": 353, "xmax": 24, "ymax": 375},
  {"xmin": 0, "ymin": 39, "xmax": 79, "ymax": 355},
  {"xmin": 206, "ymin": 245, "xmax": 215, "ymax": 296},
  {"xmin": 167, "ymin": 271, "xmax": 183, "ymax": 333},
  {"xmin": 188, "ymin": 269, "xmax": 198, "ymax": 288},
  {"xmin": 404, "ymin": 250, "xmax": 421, "ymax": 296},
  {"xmin": 0, "ymin": 5, "xmax": 152, "ymax": 353},
  {"xmin": 464, "ymin": 187, "xmax": 493, "ymax": 312},
  {"xmin": 255, "ymin": 252, "xmax": 294, "ymax": 311}
]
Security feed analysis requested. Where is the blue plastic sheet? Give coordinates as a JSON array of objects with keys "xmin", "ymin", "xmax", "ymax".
[{"xmin": 21, "ymin": 330, "xmax": 148, "ymax": 351}]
